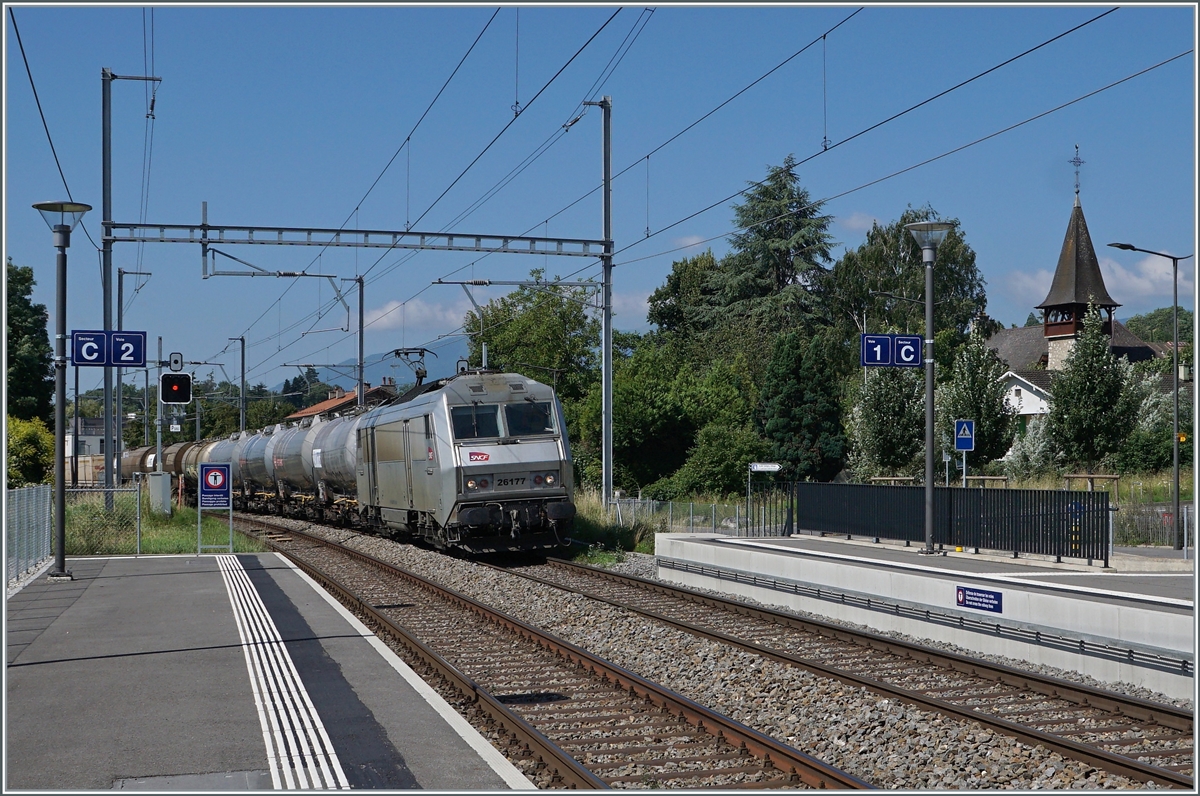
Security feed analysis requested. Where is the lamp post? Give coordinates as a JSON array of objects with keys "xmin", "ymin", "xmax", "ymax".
[
  {"xmin": 905, "ymin": 220, "xmax": 954, "ymax": 555},
  {"xmin": 33, "ymin": 200, "xmax": 92, "ymax": 581},
  {"xmin": 1108, "ymin": 243, "xmax": 1194, "ymax": 551}
]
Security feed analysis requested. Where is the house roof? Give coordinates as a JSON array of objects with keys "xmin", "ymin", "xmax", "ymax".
[
  {"xmin": 285, "ymin": 384, "xmax": 396, "ymax": 420},
  {"xmin": 1006, "ymin": 369, "xmax": 1055, "ymax": 392},
  {"xmin": 986, "ymin": 319, "xmax": 1159, "ymax": 370},
  {"xmin": 1036, "ymin": 197, "xmax": 1119, "ymax": 310},
  {"xmin": 985, "ymin": 324, "xmax": 1048, "ymax": 371}
]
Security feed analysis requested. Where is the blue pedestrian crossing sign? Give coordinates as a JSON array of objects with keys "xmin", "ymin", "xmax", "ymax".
[{"xmin": 954, "ymin": 419, "xmax": 975, "ymax": 452}]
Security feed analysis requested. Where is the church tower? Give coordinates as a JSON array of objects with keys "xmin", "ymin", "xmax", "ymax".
[{"xmin": 1035, "ymin": 148, "xmax": 1119, "ymax": 369}]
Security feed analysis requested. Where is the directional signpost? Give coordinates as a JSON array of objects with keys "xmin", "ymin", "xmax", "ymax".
[
  {"xmin": 955, "ymin": 419, "xmax": 975, "ymax": 487},
  {"xmin": 198, "ymin": 463, "xmax": 233, "ymax": 553},
  {"xmin": 860, "ymin": 334, "xmax": 922, "ymax": 368}
]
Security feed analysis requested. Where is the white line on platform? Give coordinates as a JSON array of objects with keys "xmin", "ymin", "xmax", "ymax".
[
  {"xmin": 217, "ymin": 554, "xmax": 351, "ymax": 790},
  {"xmin": 276, "ymin": 553, "xmax": 538, "ymax": 790},
  {"xmin": 999, "ymin": 571, "xmax": 1193, "ymax": 578}
]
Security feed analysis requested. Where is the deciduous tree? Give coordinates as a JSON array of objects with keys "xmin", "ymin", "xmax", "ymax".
[
  {"xmin": 936, "ymin": 328, "xmax": 1016, "ymax": 468},
  {"xmin": 7, "ymin": 258, "xmax": 53, "ymax": 423}
]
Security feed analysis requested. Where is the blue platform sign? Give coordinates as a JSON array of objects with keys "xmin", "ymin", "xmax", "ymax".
[
  {"xmin": 956, "ymin": 585, "xmax": 1002, "ymax": 613},
  {"xmin": 893, "ymin": 335, "xmax": 922, "ymax": 367},
  {"xmin": 954, "ymin": 419, "xmax": 975, "ymax": 451},
  {"xmin": 71, "ymin": 330, "xmax": 147, "ymax": 368},
  {"xmin": 110, "ymin": 331, "xmax": 147, "ymax": 368},
  {"xmin": 199, "ymin": 463, "xmax": 232, "ymax": 509},
  {"xmin": 861, "ymin": 335, "xmax": 892, "ymax": 366},
  {"xmin": 72, "ymin": 330, "xmax": 108, "ymax": 366}
]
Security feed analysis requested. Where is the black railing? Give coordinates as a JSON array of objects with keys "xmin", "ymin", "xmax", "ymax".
[{"xmin": 746, "ymin": 482, "xmax": 1110, "ymax": 565}]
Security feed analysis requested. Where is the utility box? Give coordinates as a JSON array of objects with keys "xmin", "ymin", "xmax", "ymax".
[{"xmin": 147, "ymin": 472, "xmax": 172, "ymax": 516}]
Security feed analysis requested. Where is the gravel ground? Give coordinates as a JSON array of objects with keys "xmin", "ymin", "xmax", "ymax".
[{"xmin": 272, "ymin": 522, "xmax": 1180, "ymax": 789}]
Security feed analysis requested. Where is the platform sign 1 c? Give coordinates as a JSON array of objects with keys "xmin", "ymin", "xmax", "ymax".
[
  {"xmin": 954, "ymin": 419, "xmax": 975, "ymax": 452},
  {"xmin": 861, "ymin": 334, "xmax": 923, "ymax": 368},
  {"xmin": 199, "ymin": 463, "xmax": 232, "ymax": 509}
]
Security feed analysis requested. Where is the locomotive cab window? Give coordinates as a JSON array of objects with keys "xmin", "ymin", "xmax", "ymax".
[
  {"xmin": 451, "ymin": 404, "xmax": 500, "ymax": 440},
  {"xmin": 504, "ymin": 401, "xmax": 555, "ymax": 437}
]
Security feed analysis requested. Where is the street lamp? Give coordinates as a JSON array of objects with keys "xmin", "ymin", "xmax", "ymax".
[
  {"xmin": 905, "ymin": 220, "xmax": 954, "ymax": 555},
  {"xmin": 1108, "ymin": 242, "xmax": 1194, "ymax": 551},
  {"xmin": 33, "ymin": 200, "xmax": 92, "ymax": 581}
]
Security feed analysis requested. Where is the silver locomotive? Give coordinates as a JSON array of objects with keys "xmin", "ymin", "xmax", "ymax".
[{"xmin": 116, "ymin": 369, "xmax": 577, "ymax": 553}]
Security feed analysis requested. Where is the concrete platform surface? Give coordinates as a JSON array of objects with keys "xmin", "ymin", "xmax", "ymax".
[{"xmin": 5, "ymin": 554, "xmax": 534, "ymax": 791}]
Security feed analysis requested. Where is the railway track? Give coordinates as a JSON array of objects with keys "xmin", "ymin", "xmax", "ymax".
[
  {"xmin": 496, "ymin": 557, "xmax": 1194, "ymax": 789},
  {"xmin": 238, "ymin": 518, "xmax": 869, "ymax": 790}
]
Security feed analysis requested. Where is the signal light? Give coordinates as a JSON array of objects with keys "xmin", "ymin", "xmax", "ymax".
[
  {"xmin": 1178, "ymin": 433, "xmax": 1188, "ymax": 443},
  {"xmin": 160, "ymin": 372, "xmax": 192, "ymax": 404}
]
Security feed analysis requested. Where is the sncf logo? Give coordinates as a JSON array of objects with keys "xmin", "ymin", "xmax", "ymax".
[{"xmin": 469, "ymin": 452, "xmax": 490, "ymax": 462}]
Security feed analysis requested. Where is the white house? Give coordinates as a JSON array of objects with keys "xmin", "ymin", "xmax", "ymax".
[{"xmin": 998, "ymin": 370, "xmax": 1052, "ymax": 435}]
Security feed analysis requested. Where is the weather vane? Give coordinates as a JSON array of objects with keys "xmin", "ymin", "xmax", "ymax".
[{"xmin": 1069, "ymin": 144, "xmax": 1085, "ymax": 199}]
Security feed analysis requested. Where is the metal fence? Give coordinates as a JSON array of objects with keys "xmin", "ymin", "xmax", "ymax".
[
  {"xmin": 748, "ymin": 482, "xmax": 1111, "ymax": 565},
  {"xmin": 611, "ymin": 498, "xmax": 741, "ymax": 534},
  {"xmin": 65, "ymin": 486, "xmax": 142, "ymax": 556},
  {"xmin": 7, "ymin": 485, "xmax": 53, "ymax": 588}
]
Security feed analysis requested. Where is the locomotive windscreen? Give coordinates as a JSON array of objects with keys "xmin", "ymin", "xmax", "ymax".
[
  {"xmin": 504, "ymin": 402, "xmax": 554, "ymax": 436},
  {"xmin": 451, "ymin": 404, "xmax": 500, "ymax": 439}
]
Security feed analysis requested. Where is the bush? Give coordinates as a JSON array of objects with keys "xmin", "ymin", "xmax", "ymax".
[{"xmin": 7, "ymin": 415, "xmax": 53, "ymax": 488}]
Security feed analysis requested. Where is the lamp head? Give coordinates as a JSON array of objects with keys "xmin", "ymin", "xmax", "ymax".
[
  {"xmin": 1107, "ymin": 242, "xmax": 1136, "ymax": 251},
  {"xmin": 32, "ymin": 201, "xmax": 91, "ymax": 231},
  {"xmin": 904, "ymin": 221, "xmax": 954, "ymax": 250}
]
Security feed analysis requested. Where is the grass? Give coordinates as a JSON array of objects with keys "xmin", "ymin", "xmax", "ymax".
[
  {"xmin": 65, "ymin": 490, "xmax": 268, "ymax": 556},
  {"xmin": 563, "ymin": 488, "xmax": 660, "ymax": 561},
  {"xmin": 1008, "ymin": 469, "xmax": 1194, "ymax": 504}
]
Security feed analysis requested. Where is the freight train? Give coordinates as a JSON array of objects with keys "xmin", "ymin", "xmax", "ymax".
[{"xmin": 88, "ymin": 369, "xmax": 577, "ymax": 553}]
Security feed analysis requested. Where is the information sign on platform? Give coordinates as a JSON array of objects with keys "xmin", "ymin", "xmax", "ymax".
[
  {"xmin": 956, "ymin": 586, "xmax": 1002, "ymax": 613},
  {"xmin": 71, "ymin": 330, "xmax": 147, "ymax": 367},
  {"xmin": 954, "ymin": 419, "xmax": 975, "ymax": 452},
  {"xmin": 860, "ymin": 334, "xmax": 923, "ymax": 368},
  {"xmin": 199, "ymin": 463, "xmax": 232, "ymax": 509}
]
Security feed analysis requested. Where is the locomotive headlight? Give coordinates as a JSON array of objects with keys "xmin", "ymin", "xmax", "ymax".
[
  {"xmin": 544, "ymin": 473, "xmax": 556, "ymax": 486},
  {"xmin": 533, "ymin": 475, "xmax": 543, "ymax": 486},
  {"xmin": 467, "ymin": 478, "xmax": 478, "ymax": 490}
]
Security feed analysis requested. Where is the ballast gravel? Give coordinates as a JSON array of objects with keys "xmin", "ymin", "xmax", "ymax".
[{"xmin": 272, "ymin": 522, "xmax": 1179, "ymax": 789}]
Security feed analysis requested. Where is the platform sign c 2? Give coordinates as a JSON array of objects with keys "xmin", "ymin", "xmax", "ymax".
[
  {"xmin": 956, "ymin": 585, "xmax": 1002, "ymax": 613},
  {"xmin": 199, "ymin": 463, "xmax": 232, "ymax": 509}
]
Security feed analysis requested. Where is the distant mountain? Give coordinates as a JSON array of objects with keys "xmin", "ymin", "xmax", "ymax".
[{"xmin": 271, "ymin": 337, "xmax": 470, "ymax": 394}]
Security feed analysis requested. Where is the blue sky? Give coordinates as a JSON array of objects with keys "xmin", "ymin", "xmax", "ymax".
[{"xmin": 5, "ymin": 4, "xmax": 1196, "ymax": 395}]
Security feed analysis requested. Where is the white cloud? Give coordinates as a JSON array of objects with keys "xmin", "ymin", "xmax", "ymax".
[
  {"xmin": 1098, "ymin": 254, "xmax": 1195, "ymax": 308},
  {"xmin": 612, "ymin": 289, "xmax": 652, "ymax": 330},
  {"xmin": 837, "ymin": 212, "xmax": 878, "ymax": 234},
  {"xmin": 365, "ymin": 297, "xmax": 468, "ymax": 332},
  {"xmin": 992, "ymin": 256, "xmax": 1195, "ymax": 322},
  {"xmin": 672, "ymin": 234, "xmax": 707, "ymax": 251}
]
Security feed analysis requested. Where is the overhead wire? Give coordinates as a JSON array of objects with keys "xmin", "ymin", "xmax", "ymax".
[
  {"xmin": 210, "ymin": 7, "xmax": 501, "ymax": 362},
  {"xmin": 8, "ymin": 7, "xmax": 101, "ymax": 253},
  {"xmin": 611, "ymin": 48, "xmax": 1194, "ymax": 269},
  {"xmin": 244, "ymin": 8, "xmax": 647, "ymax": 378}
]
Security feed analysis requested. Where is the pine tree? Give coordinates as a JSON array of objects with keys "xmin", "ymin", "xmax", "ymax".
[
  {"xmin": 1045, "ymin": 305, "xmax": 1136, "ymax": 470},
  {"xmin": 759, "ymin": 329, "xmax": 848, "ymax": 480}
]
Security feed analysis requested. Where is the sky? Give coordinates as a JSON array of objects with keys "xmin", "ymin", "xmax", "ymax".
[{"xmin": 5, "ymin": 4, "xmax": 1197, "ymax": 397}]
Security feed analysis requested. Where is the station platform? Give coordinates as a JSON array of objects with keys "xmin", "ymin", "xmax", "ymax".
[
  {"xmin": 655, "ymin": 533, "xmax": 1196, "ymax": 700},
  {"xmin": 6, "ymin": 553, "xmax": 534, "ymax": 791}
]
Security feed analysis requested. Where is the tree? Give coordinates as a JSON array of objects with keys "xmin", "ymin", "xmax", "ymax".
[
  {"xmin": 936, "ymin": 328, "xmax": 1016, "ymax": 468},
  {"xmin": 846, "ymin": 366, "xmax": 924, "ymax": 478},
  {"xmin": 464, "ymin": 268, "xmax": 600, "ymax": 404},
  {"xmin": 647, "ymin": 424, "xmax": 770, "ymax": 499},
  {"xmin": 1045, "ymin": 305, "xmax": 1136, "ymax": 471},
  {"xmin": 7, "ymin": 258, "xmax": 53, "ymax": 423},
  {"xmin": 1024, "ymin": 312, "xmax": 1041, "ymax": 327},
  {"xmin": 821, "ymin": 206, "xmax": 988, "ymax": 372},
  {"xmin": 699, "ymin": 154, "xmax": 834, "ymax": 332},
  {"xmin": 758, "ymin": 328, "xmax": 849, "ymax": 481},
  {"xmin": 646, "ymin": 250, "xmax": 721, "ymax": 335},
  {"xmin": 1001, "ymin": 415, "xmax": 1058, "ymax": 478},
  {"xmin": 7, "ymin": 415, "xmax": 54, "ymax": 488},
  {"xmin": 1124, "ymin": 306, "xmax": 1194, "ymax": 344}
]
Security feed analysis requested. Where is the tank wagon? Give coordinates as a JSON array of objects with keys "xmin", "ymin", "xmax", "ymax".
[{"xmin": 111, "ymin": 369, "xmax": 576, "ymax": 553}]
